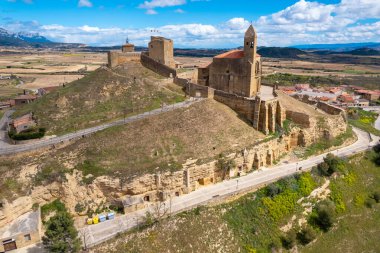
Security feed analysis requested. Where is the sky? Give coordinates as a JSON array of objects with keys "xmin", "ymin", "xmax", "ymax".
[{"xmin": 0, "ymin": 0, "xmax": 379, "ymax": 48}]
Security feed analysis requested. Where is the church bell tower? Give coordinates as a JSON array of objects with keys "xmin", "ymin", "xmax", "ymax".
[{"xmin": 244, "ymin": 24, "xmax": 260, "ymax": 97}]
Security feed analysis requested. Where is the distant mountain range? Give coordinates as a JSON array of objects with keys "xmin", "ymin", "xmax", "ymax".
[
  {"xmin": 0, "ymin": 27, "xmax": 84, "ymax": 48},
  {"xmin": 292, "ymin": 42, "xmax": 380, "ymax": 51}
]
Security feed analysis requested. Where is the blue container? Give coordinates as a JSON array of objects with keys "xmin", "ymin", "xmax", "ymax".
[
  {"xmin": 107, "ymin": 212, "xmax": 115, "ymax": 220},
  {"xmin": 98, "ymin": 214, "xmax": 106, "ymax": 222}
]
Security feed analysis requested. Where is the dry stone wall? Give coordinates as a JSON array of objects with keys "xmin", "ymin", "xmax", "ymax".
[{"xmin": 140, "ymin": 53, "xmax": 177, "ymax": 78}]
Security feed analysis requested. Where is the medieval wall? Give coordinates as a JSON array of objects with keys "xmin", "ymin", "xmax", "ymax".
[
  {"xmin": 174, "ymin": 77, "xmax": 214, "ymax": 98},
  {"xmin": 317, "ymin": 101, "xmax": 346, "ymax": 116},
  {"xmin": 213, "ymin": 89, "xmax": 255, "ymax": 122},
  {"xmin": 141, "ymin": 53, "xmax": 177, "ymax": 78},
  {"xmin": 107, "ymin": 51, "xmax": 141, "ymax": 68}
]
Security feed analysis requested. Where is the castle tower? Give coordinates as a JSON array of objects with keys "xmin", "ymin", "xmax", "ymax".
[{"xmin": 244, "ymin": 25, "xmax": 261, "ymax": 97}]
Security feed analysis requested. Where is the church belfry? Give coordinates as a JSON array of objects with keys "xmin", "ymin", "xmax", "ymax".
[{"xmin": 244, "ymin": 24, "xmax": 257, "ymax": 62}]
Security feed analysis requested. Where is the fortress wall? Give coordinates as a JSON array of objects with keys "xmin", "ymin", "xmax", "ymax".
[
  {"xmin": 107, "ymin": 51, "xmax": 141, "ymax": 68},
  {"xmin": 174, "ymin": 77, "xmax": 214, "ymax": 98},
  {"xmin": 213, "ymin": 90, "xmax": 256, "ymax": 122},
  {"xmin": 317, "ymin": 101, "xmax": 346, "ymax": 116},
  {"xmin": 141, "ymin": 53, "xmax": 177, "ymax": 78},
  {"xmin": 285, "ymin": 111, "xmax": 311, "ymax": 128}
]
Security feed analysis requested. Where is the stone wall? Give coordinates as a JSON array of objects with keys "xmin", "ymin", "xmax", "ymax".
[
  {"xmin": 213, "ymin": 90, "xmax": 255, "ymax": 122},
  {"xmin": 141, "ymin": 53, "xmax": 177, "ymax": 78},
  {"xmin": 107, "ymin": 51, "xmax": 141, "ymax": 68},
  {"xmin": 174, "ymin": 77, "xmax": 214, "ymax": 98},
  {"xmin": 285, "ymin": 110, "xmax": 311, "ymax": 128},
  {"xmin": 317, "ymin": 101, "xmax": 346, "ymax": 117}
]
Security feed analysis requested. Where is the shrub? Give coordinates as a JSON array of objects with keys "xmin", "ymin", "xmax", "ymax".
[
  {"xmin": 311, "ymin": 200, "xmax": 336, "ymax": 231},
  {"xmin": 281, "ymin": 230, "xmax": 297, "ymax": 250},
  {"xmin": 298, "ymin": 173, "xmax": 316, "ymax": 197},
  {"xmin": 297, "ymin": 226, "xmax": 316, "ymax": 245},
  {"xmin": 318, "ymin": 153, "xmax": 345, "ymax": 176},
  {"xmin": 365, "ymin": 197, "xmax": 377, "ymax": 208},
  {"xmin": 8, "ymin": 127, "xmax": 46, "ymax": 140},
  {"xmin": 372, "ymin": 191, "xmax": 380, "ymax": 203},
  {"xmin": 74, "ymin": 203, "xmax": 85, "ymax": 214},
  {"xmin": 266, "ymin": 184, "xmax": 281, "ymax": 197}
]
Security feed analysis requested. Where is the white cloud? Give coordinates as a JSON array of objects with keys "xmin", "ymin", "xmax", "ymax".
[
  {"xmin": 2, "ymin": 0, "xmax": 380, "ymax": 47},
  {"xmin": 78, "ymin": 0, "xmax": 93, "ymax": 8},
  {"xmin": 174, "ymin": 8, "xmax": 185, "ymax": 13},
  {"xmin": 139, "ymin": 0, "xmax": 186, "ymax": 14}
]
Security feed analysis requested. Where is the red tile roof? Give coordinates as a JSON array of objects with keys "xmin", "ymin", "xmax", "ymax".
[{"xmin": 215, "ymin": 50, "xmax": 245, "ymax": 59}]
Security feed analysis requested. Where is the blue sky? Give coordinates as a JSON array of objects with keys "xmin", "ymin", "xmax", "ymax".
[{"xmin": 0, "ymin": 0, "xmax": 379, "ymax": 48}]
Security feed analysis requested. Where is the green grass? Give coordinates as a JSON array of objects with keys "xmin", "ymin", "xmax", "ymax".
[
  {"xmin": 348, "ymin": 108, "xmax": 380, "ymax": 136},
  {"xmin": 13, "ymin": 62, "xmax": 185, "ymax": 135},
  {"xmin": 303, "ymin": 151, "xmax": 380, "ymax": 253}
]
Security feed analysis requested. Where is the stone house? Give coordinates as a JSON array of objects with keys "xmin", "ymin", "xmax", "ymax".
[
  {"xmin": 8, "ymin": 113, "xmax": 36, "ymax": 134},
  {"xmin": 12, "ymin": 94, "xmax": 37, "ymax": 106},
  {"xmin": 0, "ymin": 210, "xmax": 41, "ymax": 252}
]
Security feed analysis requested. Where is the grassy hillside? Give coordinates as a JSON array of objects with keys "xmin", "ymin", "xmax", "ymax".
[
  {"xmin": 13, "ymin": 62, "xmax": 185, "ymax": 135},
  {"xmin": 0, "ymin": 99, "xmax": 265, "ymax": 191},
  {"xmin": 92, "ymin": 149, "xmax": 380, "ymax": 253},
  {"xmin": 52, "ymin": 99, "xmax": 264, "ymax": 179}
]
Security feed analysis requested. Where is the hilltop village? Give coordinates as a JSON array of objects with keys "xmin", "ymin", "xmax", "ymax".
[{"xmin": 0, "ymin": 24, "xmax": 378, "ymax": 252}]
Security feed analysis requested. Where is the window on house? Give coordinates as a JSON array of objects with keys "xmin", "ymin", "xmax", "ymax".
[{"xmin": 24, "ymin": 234, "xmax": 31, "ymax": 241}]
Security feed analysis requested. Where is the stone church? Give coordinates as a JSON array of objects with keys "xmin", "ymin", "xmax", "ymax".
[{"xmin": 198, "ymin": 25, "xmax": 262, "ymax": 97}]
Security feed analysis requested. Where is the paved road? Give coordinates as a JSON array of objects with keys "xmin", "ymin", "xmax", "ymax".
[
  {"xmin": 80, "ymin": 127, "xmax": 379, "ymax": 248},
  {"xmin": 0, "ymin": 99, "xmax": 201, "ymax": 156}
]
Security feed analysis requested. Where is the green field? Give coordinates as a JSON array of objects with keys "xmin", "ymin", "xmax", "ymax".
[
  {"xmin": 348, "ymin": 108, "xmax": 380, "ymax": 136},
  {"xmin": 93, "ymin": 149, "xmax": 380, "ymax": 253}
]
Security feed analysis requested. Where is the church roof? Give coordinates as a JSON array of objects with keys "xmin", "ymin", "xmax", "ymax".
[
  {"xmin": 215, "ymin": 50, "xmax": 244, "ymax": 59},
  {"xmin": 214, "ymin": 49, "xmax": 261, "ymax": 59}
]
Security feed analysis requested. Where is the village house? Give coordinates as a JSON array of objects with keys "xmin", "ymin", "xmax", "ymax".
[
  {"xmin": 355, "ymin": 89, "xmax": 380, "ymax": 102},
  {"xmin": 0, "ymin": 210, "xmax": 41, "ymax": 252},
  {"xmin": 8, "ymin": 113, "xmax": 36, "ymax": 134},
  {"xmin": 12, "ymin": 94, "xmax": 37, "ymax": 106}
]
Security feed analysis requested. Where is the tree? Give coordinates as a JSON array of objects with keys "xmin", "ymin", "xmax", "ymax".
[
  {"xmin": 42, "ymin": 211, "xmax": 81, "ymax": 253},
  {"xmin": 318, "ymin": 153, "xmax": 345, "ymax": 176}
]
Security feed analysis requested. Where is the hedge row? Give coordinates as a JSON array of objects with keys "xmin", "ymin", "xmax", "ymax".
[{"xmin": 9, "ymin": 127, "xmax": 46, "ymax": 140}]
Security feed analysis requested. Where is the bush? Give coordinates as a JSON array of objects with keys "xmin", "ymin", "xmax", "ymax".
[
  {"xmin": 8, "ymin": 127, "xmax": 46, "ymax": 140},
  {"xmin": 372, "ymin": 191, "xmax": 380, "ymax": 203},
  {"xmin": 317, "ymin": 153, "xmax": 345, "ymax": 176},
  {"xmin": 266, "ymin": 184, "xmax": 281, "ymax": 197},
  {"xmin": 74, "ymin": 203, "xmax": 85, "ymax": 214},
  {"xmin": 281, "ymin": 230, "xmax": 297, "ymax": 249},
  {"xmin": 311, "ymin": 200, "xmax": 336, "ymax": 231},
  {"xmin": 298, "ymin": 173, "xmax": 316, "ymax": 196},
  {"xmin": 297, "ymin": 226, "xmax": 316, "ymax": 245}
]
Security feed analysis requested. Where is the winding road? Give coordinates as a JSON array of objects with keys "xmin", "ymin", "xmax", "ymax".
[
  {"xmin": 80, "ymin": 127, "xmax": 380, "ymax": 248},
  {"xmin": 0, "ymin": 99, "xmax": 202, "ymax": 156}
]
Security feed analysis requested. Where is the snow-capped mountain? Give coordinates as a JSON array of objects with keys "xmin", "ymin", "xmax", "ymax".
[
  {"xmin": 17, "ymin": 31, "xmax": 51, "ymax": 43},
  {"xmin": 0, "ymin": 27, "xmax": 52, "ymax": 46}
]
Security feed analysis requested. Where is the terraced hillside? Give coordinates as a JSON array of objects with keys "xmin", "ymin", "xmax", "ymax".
[{"xmin": 13, "ymin": 62, "xmax": 185, "ymax": 135}]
